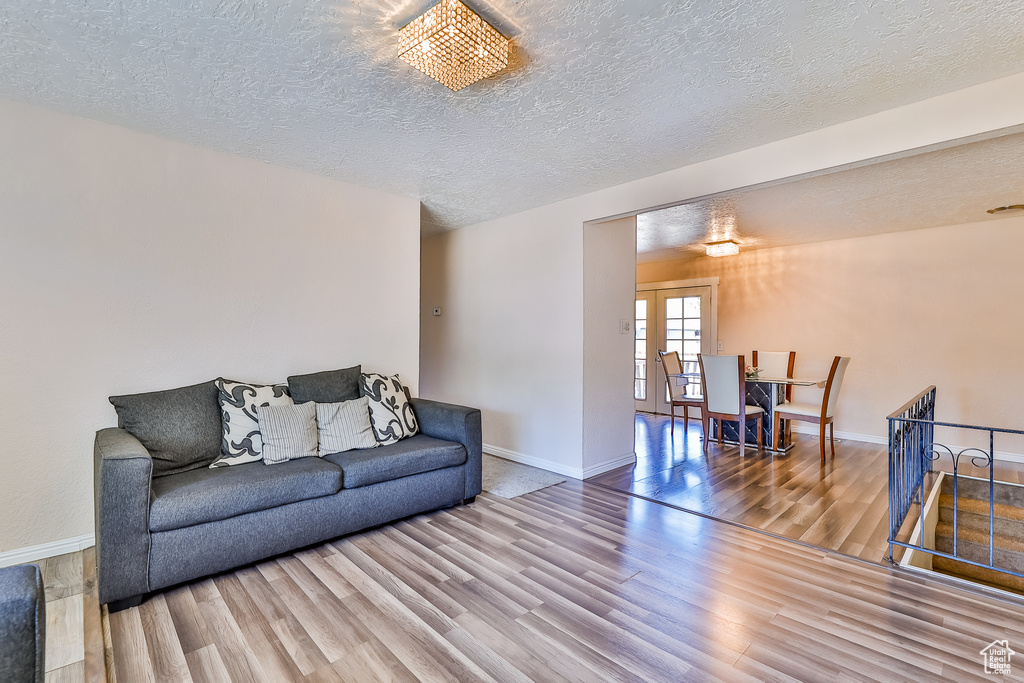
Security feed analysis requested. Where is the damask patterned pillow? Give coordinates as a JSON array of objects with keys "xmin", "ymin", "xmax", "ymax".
[
  {"xmin": 210, "ymin": 379, "xmax": 293, "ymax": 467},
  {"xmin": 359, "ymin": 373, "xmax": 419, "ymax": 445}
]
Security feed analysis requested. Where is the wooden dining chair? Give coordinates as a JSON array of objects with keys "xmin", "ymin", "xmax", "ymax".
[
  {"xmin": 772, "ymin": 356, "xmax": 850, "ymax": 462},
  {"xmin": 657, "ymin": 350, "xmax": 703, "ymax": 435},
  {"xmin": 698, "ymin": 354, "xmax": 763, "ymax": 457},
  {"xmin": 751, "ymin": 350, "xmax": 796, "ymax": 401}
]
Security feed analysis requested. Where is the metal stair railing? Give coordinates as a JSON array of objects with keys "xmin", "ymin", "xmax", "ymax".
[{"xmin": 888, "ymin": 387, "xmax": 1024, "ymax": 580}]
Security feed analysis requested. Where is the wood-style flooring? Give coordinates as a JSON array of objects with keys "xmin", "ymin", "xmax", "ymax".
[
  {"xmin": 106, "ymin": 480, "xmax": 1024, "ymax": 682},
  {"xmin": 590, "ymin": 413, "xmax": 1024, "ymax": 566},
  {"xmin": 590, "ymin": 414, "xmax": 894, "ymax": 563},
  {"xmin": 12, "ymin": 547, "xmax": 107, "ymax": 682}
]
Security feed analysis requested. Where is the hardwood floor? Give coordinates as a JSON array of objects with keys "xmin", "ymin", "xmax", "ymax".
[
  {"xmin": 105, "ymin": 480, "xmax": 1024, "ymax": 682},
  {"xmin": 12, "ymin": 547, "xmax": 107, "ymax": 682},
  {"xmin": 590, "ymin": 413, "xmax": 1024, "ymax": 566},
  {"xmin": 589, "ymin": 413, "xmax": 894, "ymax": 563}
]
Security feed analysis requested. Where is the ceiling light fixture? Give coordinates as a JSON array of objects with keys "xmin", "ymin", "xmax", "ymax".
[
  {"xmin": 705, "ymin": 240, "xmax": 739, "ymax": 257},
  {"xmin": 987, "ymin": 204, "xmax": 1024, "ymax": 215},
  {"xmin": 399, "ymin": 0, "xmax": 509, "ymax": 92}
]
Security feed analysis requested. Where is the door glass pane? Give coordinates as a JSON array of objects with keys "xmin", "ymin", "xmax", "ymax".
[
  {"xmin": 634, "ymin": 298, "xmax": 647, "ymax": 400},
  {"xmin": 665, "ymin": 297, "xmax": 686, "ymax": 402},
  {"xmin": 681, "ymin": 296, "xmax": 702, "ymax": 398},
  {"xmin": 666, "ymin": 298, "xmax": 683, "ymax": 319},
  {"xmin": 684, "ymin": 297, "xmax": 700, "ymax": 318}
]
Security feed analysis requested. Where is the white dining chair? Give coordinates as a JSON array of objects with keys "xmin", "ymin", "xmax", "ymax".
[
  {"xmin": 698, "ymin": 354, "xmax": 763, "ymax": 457},
  {"xmin": 657, "ymin": 350, "xmax": 703, "ymax": 435},
  {"xmin": 772, "ymin": 356, "xmax": 850, "ymax": 462},
  {"xmin": 751, "ymin": 350, "xmax": 796, "ymax": 401}
]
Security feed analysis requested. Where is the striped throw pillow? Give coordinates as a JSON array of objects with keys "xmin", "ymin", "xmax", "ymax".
[
  {"xmin": 316, "ymin": 397, "xmax": 378, "ymax": 455},
  {"xmin": 258, "ymin": 402, "xmax": 319, "ymax": 465}
]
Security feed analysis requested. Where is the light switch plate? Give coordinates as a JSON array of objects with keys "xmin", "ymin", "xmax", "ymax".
[
  {"xmin": 717, "ymin": 340, "xmax": 724, "ymax": 351},
  {"xmin": 619, "ymin": 319, "xmax": 631, "ymax": 334}
]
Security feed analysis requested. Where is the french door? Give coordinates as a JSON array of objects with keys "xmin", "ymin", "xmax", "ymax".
[{"xmin": 634, "ymin": 286, "xmax": 714, "ymax": 415}]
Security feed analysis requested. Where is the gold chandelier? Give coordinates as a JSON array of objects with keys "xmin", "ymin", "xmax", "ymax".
[{"xmin": 399, "ymin": 0, "xmax": 509, "ymax": 92}]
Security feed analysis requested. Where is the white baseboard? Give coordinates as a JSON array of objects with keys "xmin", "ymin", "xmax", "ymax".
[
  {"xmin": 0, "ymin": 533, "xmax": 95, "ymax": 569},
  {"xmin": 583, "ymin": 453, "xmax": 637, "ymax": 479},
  {"xmin": 788, "ymin": 424, "xmax": 1024, "ymax": 462},
  {"xmin": 789, "ymin": 424, "xmax": 887, "ymax": 446},
  {"xmin": 483, "ymin": 444, "xmax": 584, "ymax": 480},
  {"xmin": 482, "ymin": 444, "xmax": 637, "ymax": 481}
]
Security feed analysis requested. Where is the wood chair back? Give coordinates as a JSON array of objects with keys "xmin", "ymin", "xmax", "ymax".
[
  {"xmin": 822, "ymin": 356, "xmax": 850, "ymax": 419},
  {"xmin": 658, "ymin": 350, "xmax": 698, "ymax": 402}
]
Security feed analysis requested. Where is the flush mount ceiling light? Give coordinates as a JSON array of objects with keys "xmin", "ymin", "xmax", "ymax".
[
  {"xmin": 399, "ymin": 0, "xmax": 509, "ymax": 92},
  {"xmin": 705, "ymin": 240, "xmax": 740, "ymax": 257},
  {"xmin": 987, "ymin": 204, "xmax": 1024, "ymax": 215}
]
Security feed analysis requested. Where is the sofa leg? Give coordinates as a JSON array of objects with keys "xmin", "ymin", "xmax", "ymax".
[
  {"xmin": 107, "ymin": 594, "xmax": 145, "ymax": 613},
  {"xmin": 462, "ymin": 496, "xmax": 476, "ymax": 505}
]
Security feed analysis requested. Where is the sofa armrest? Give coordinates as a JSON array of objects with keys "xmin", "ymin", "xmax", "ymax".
[
  {"xmin": 94, "ymin": 428, "xmax": 153, "ymax": 605},
  {"xmin": 411, "ymin": 398, "xmax": 482, "ymax": 500},
  {"xmin": 0, "ymin": 564, "xmax": 44, "ymax": 683}
]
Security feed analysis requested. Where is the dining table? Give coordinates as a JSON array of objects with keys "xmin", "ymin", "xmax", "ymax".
[{"xmin": 677, "ymin": 373, "xmax": 826, "ymax": 452}]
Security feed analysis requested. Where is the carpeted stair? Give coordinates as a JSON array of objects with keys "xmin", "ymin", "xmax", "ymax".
[{"xmin": 932, "ymin": 475, "xmax": 1024, "ymax": 594}]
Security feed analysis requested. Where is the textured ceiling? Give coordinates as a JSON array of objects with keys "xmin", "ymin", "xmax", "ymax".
[
  {"xmin": 2, "ymin": 1, "xmax": 1024, "ymax": 231},
  {"xmin": 636, "ymin": 130, "xmax": 1024, "ymax": 263}
]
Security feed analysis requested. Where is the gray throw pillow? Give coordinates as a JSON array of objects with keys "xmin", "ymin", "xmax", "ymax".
[
  {"xmin": 287, "ymin": 365, "xmax": 361, "ymax": 404},
  {"xmin": 317, "ymin": 397, "xmax": 378, "ymax": 455},
  {"xmin": 259, "ymin": 402, "xmax": 319, "ymax": 465},
  {"xmin": 109, "ymin": 380, "xmax": 221, "ymax": 477},
  {"xmin": 360, "ymin": 373, "xmax": 420, "ymax": 445}
]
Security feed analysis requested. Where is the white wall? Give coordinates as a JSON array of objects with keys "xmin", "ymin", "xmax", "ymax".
[
  {"xmin": 582, "ymin": 217, "xmax": 637, "ymax": 476},
  {"xmin": 420, "ymin": 72, "xmax": 1024, "ymax": 476},
  {"xmin": 420, "ymin": 205, "xmax": 586, "ymax": 476},
  {"xmin": 638, "ymin": 216, "xmax": 1024, "ymax": 453},
  {"xmin": 0, "ymin": 97, "xmax": 421, "ymax": 557}
]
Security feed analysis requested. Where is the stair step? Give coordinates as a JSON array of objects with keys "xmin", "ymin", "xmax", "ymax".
[
  {"xmin": 937, "ymin": 494, "xmax": 1024, "ymax": 523},
  {"xmin": 934, "ymin": 524, "xmax": 1024, "ymax": 574},
  {"xmin": 935, "ymin": 505, "xmax": 1024, "ymax": 542},
  {"xmin": 932, "ymin": 555, "xmax": 1024, "ymax": 595},
  {"xmin": 939, "ymin": 475, "xmax": 1024, "ymax": 509}
]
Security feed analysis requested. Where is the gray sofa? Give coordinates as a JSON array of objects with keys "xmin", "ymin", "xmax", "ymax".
[
  {"xmin": 94, "ymin": 373, "xmax": 481, "ymax": 611},
  {"xmin": 0, "ymin": 564, "xmax": 45, "ymax": 683}
]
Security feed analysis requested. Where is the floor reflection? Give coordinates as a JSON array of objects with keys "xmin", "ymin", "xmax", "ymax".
[{"xmin": 588, "ymin": 412, "xmax": 893, "ymax": 564}]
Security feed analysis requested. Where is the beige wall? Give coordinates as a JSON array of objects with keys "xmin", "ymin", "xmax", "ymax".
[
  {"xmin": 0, "ymin": 97, "xmax": 421, "ymax": 557},
  {"xmin": 583, "ymin": 217, "xmax": 637, "ymax": 475},
  {"xmin": 420, "ymin": 208, "xmax": 586, "ymax": 476},
  {"xmin": 638, "ymin": 215, "xmax": 1024, "ymax": 450},
  {"xmin": 421, "ymin": 73, "xmax": 1024, "ymax": 476}
]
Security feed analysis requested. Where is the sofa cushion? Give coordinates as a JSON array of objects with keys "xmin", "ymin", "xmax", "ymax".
[
  {"xmin": 317, "ymin": 397, "xmax": 378, "ymax": 455},
  {"xmin": 259, "ymin": 402, "xmax": 319, "ymax": 465},
  {"xmin": 109, "ymin": 381, "xmax": 221, "ymax": 477},
  {"xmin": 323, "ymin": 434, "xmax": 465, "ymax": 489},
  {"xmin": 211, "ymin": 379, "xmax": 293, "ymax": 468},
  {"xmin": 149, "ymin": 457, "xmax": 342, "ymax": 532},
  {"xmin": 360, "ymin": 373, "xmax": 420, "ymax": 445},
  {"xmin": 287, "ymin": 366, "xmax": 361, "ymax": 404}
]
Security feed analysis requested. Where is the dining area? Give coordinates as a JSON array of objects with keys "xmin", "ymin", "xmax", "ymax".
[
  {"xmin": 595, "ymin": 345, "xmax": 888, "ymax": 564},
  {"xmin": 659, "ymin": 349, "xmax": 851, "ymax": 461},
  {"xmin": 607, "ymin": 287, "xmax": 890, "ymax": 561}
]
